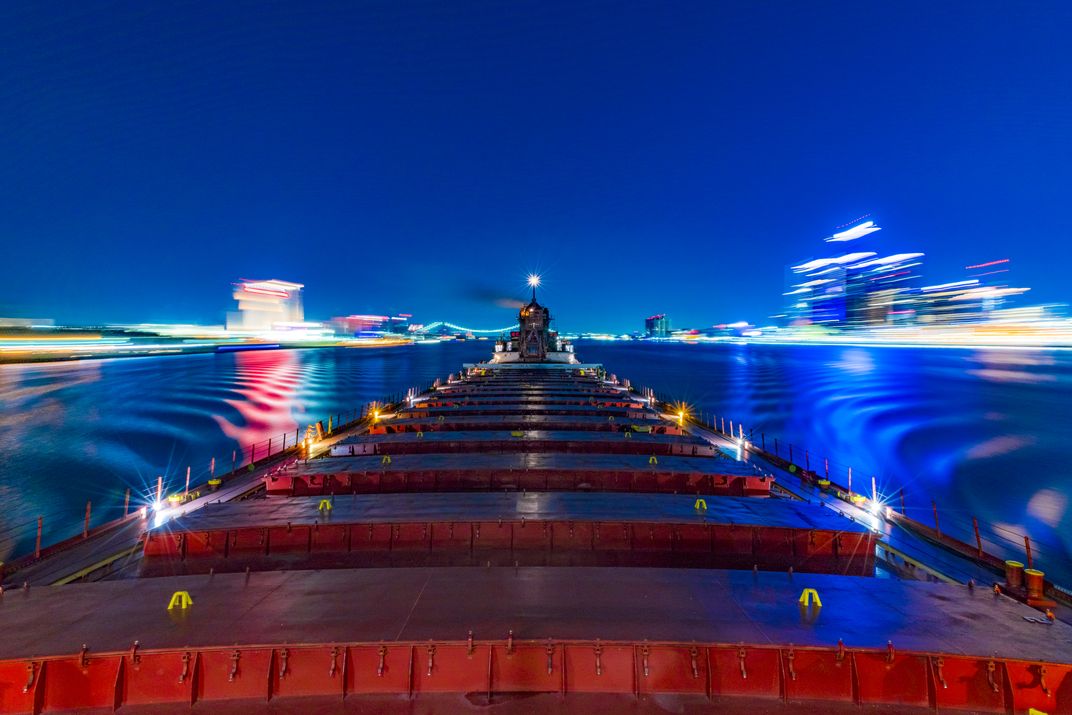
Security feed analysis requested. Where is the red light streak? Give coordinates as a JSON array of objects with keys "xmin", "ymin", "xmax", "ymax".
[
  {"xmin": 965, "ymin": 259, "xmax": 1009, "ymax": 270},
  {"xmin": 870, "ymin": 270, "xmax": 910, "ymax": 281},
  {"xmin": 241, "ymin": 285, "xmax": 289, "ymax": 297}
]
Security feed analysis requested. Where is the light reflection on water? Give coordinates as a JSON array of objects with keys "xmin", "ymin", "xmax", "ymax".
[
  {"xmin": 0, "ymin": 341, "xmax": 1068, "ymax": 582},
  {"xmin": 0, "ymin": 344, "xmax": 490, "ymax": 559},
  {"xmin": 580, "ymin": 342, "xmax": 1071, "ymax": 581}
]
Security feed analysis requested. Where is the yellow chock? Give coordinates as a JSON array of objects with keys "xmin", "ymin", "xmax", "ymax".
[
  {"xmin": 511, "ymin": 431, "xmax": 524, "ymax": 437},
  {"xmin": 167, "ymin": 591, "xmax": 194, "ymax": 610},
  {"xmin": 1028, "ymin": 708, "xmax": 1049, "ymax": 715},
  {"xmin": 648, "ymin": 455, "xmax": 658, "ymax": 465},
  {"xmin": 694, "ymin": 498, "xmax": 708, "ymax": 511},
  {"xmin": 798, "ymin": 588, "xmax": 822, "ymax": 608},
  {"xmin": 318, "ymin": 499, "xmax": 333, "ymax": 512},
  {"xmin": 381, "ymin": 455, "xmax": 392, "ymax": 465}
]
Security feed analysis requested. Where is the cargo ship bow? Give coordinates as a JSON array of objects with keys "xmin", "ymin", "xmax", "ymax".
[{"xmin": 1, "ymin": 288, "xmax": 1070, "ymax": 714}]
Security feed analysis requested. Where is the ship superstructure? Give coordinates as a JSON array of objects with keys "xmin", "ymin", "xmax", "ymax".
[{"xmin": 0, "ymin": 288, "xmax": 1070, "ymax": 714}]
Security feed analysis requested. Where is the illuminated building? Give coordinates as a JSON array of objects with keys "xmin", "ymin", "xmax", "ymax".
[
  {"xmin": 226, "ymin": 279, "xmax": 304, "ymax": 332},
  {"xmin": 645, "ymin": 314, "xmax": 671, "ymax": 337},
  {"xmin": 786, "ymin": 221, "xmax": 1040, "ymax": 330},
  {"xmin": 330, "ymin": 313, "xmax": 414, "ymax": 337},
  {"xmin": 331, "ymin": 315, "xmax": 389, "ymax": 336},
  {"xmin": 786, "ymin": 220, "xmax": 929, "ymax": 329}
]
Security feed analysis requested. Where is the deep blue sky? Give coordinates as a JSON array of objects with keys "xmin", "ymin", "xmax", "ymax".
[{"xmin": 1, "ymin": 1, "xmax": 1069, "ymax": 332}]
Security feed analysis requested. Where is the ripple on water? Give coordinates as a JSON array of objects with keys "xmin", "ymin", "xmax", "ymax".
[{"xmin": 1, "ymin": 342, "xmax": 1070, "ymax": 581}]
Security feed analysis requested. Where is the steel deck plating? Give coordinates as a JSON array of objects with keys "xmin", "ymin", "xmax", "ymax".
[
  {"xmin": 1, "ymin": 568, "xmax": 1069, "ymax": 713},
  {"xmin": 141, "ymin": 492, "xmax": 877, "ymax": 576}
]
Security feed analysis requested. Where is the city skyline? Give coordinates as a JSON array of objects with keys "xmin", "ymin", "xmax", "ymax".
[{"xmin": 2, "ymin": 2, "xmax": 1071, "ymax": 333}]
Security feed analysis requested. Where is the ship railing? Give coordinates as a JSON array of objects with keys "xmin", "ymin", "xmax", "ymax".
[
  {"xmin": 0, "ymin": 384, "xmax": 436, "ymax": 583},
  {"xmin": 637, "ymin": 390, "xmax": 1071, "ymax": 606}
]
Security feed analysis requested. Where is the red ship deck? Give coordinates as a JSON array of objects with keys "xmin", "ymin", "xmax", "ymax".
[
  {"xmin": 141, "ymin": 492, "xmax": 876, "ymax": 576},
  {"xmin": 375, "ymin": 413, "xmax": 674, "ymax": 433},
  {"xmin": 1, "ymin": 568, "xmax": 1069, "ymax": 713},
  {"xmin": 330, "ymin": 429, "xmax": 717, "ymax": 456},
  {"xmin": 265, "ymin": 451, "xmax": 771, "ymax": 497},
  {"xmin": 4, "ymin": 352, "xmax": 1071, "ymax": 714}
]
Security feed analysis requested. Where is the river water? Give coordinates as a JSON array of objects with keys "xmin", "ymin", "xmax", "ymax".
[{"xmin": 1, "ymin": 341, "xmax": 1069, "ymax": 581}]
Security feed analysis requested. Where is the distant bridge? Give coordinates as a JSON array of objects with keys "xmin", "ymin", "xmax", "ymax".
[{"xmin": 417, "ymin": 321, "xmax": 515, "ymax": 335}]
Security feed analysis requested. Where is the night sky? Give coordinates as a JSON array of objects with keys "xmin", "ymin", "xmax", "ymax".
[{"xmin": 1, "ymin": 1, "xmax": 1069, "ymax": 332}]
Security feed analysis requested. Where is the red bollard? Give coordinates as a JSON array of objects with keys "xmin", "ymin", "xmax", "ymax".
[
  {"xmin": 1005, "ymin": 560, "xmax": 1024, "ymax": 589},
  {"xmin": 1024, "ymin": 568, "xmax": 1045, "ymax": 601}
]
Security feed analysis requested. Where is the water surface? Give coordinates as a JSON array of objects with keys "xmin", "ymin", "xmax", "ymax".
[{"xmin": 1, "ymin": 341, "xmax": 1068, "ymax": 581}]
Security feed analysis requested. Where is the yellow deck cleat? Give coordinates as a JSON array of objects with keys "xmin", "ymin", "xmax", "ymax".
[{"xmin": 167, "ymin": 591, "xmax": 194, "ymax": 610}]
